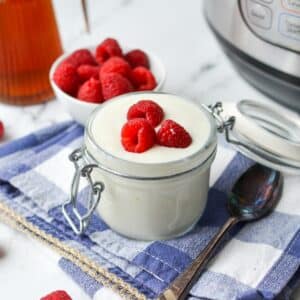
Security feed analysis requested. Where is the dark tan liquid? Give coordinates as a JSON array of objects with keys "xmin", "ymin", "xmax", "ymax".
[{"xmin": 0, "ymin": 0, "xmax": 63, "ymax": 105}]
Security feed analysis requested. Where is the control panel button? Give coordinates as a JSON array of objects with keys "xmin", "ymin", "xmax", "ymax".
[
  {"xmin": 279, "ymin": 14, "xmax": 300, "ymax": 40},
  {"xmin": 247, "ymin": 0, "xmax": 272, "ymax": 29},
  {"xmin": 282, "ymin": 0, "xmax": 300, "ymax": 13}
]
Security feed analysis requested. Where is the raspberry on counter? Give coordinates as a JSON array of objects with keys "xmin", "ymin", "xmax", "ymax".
[
  {"xmin": 77, "ymin": 77, "xmax": 103, "ymax": 103},
  {"xmin": 157, "ymin": 119, "xmax": 192, "ymax": 148},
  {"xmin": 40, "ymin": 290, "xmax": 72, "ymax": 300},
  {"xmin": 101, "ymin": 72, "xmax": 133, "ymax": 101},
  {"xmin": 95, "ymin": 38, "xmax": 123, "ymax": 64},
  {"xmin": 121, "ymin": 118, "xmax": 156, "ymax": 153},
  {"xmin": 0, "ymin": 121, "xmax": 4, "ymax": 140},
  {"xmin": 64, "ymin": 49, "xmax": 97, "ymax": 68},
  {"xmin": 125, "ymin": 49, "xmax": 149, "ymax": 69},
  {"xmin": 131, "ymin": 66, "xmax": 157, "ymax": 91},
  {"xmin": 127, "ymin": 100, "xmax": 164, "ymax": 127}
]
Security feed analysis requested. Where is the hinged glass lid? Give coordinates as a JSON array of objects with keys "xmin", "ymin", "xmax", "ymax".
[{"xmin": 206, "ymin": 100, "xmax": 300, "ymax": 175}]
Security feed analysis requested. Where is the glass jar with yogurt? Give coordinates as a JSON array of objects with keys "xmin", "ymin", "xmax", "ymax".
[{"xmin": 63, "ymin": 92, "xmax": 217, "ymax": 240}]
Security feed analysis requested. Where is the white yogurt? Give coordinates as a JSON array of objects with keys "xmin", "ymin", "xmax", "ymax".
[
  {"xmin": 82, "ymin": 92, "xmax": 217, "ymax": 240},
  {"xmin": 91, "ymin": 93, "xmax": 212, "ymax": 164}
]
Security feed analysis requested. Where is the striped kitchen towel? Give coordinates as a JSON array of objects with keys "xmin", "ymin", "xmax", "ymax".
[{"xmin": 0, "ymin": 121, "xmax": 299, "ymax": 300}]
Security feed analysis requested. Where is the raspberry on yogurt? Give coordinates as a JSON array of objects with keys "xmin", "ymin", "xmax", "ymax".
[
  {"xmin": 121, "ymin": 118, "xmax": 156, "ymax": 153},
  {"xmin": 127, "ymin": 100, "xmax": 164, "ymax": 127}
]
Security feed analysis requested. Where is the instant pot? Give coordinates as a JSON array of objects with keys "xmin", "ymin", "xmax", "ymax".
[{"xmin": 204, "ymin": 0, "xmax": 300, "ymax": 111}]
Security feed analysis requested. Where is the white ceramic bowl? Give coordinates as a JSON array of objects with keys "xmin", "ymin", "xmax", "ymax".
[{"xmin": 49, "ymin": 45, "xmax": 166, "ymax": 125}]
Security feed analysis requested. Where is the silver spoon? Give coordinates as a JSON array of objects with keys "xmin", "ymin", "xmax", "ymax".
[{"xmin": 158, "ymin": 163, "xmax": 283, "ymax": 300}]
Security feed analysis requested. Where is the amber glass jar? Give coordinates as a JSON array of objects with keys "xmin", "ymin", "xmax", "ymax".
[{"xmin": 0, "ymin": 0, "xmax": 62, "ymax": 105}]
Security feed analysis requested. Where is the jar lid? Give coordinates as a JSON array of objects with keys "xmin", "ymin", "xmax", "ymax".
[
  {"xmin": 214, "ymin": 100, "xmax": 300, "ymax": 174},
  {"xmin": 84, "ymin": 92, "xmax": 217, "ymax": 179}
]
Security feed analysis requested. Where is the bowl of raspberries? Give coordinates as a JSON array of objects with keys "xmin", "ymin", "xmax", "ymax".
[{"xmin": 50, "ymin": 38, "xmax": 165, "ymax": 125}]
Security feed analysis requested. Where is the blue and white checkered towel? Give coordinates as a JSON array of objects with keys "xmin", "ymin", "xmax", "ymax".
[{"xmin": 0, "ymin": 121, "xmax": 299, "ymax": 300}]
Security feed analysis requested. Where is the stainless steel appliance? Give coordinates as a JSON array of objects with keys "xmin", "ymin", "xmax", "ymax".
[{"xmin": 204, "ymin": 0, "xmax": 300, "ymax": 111}]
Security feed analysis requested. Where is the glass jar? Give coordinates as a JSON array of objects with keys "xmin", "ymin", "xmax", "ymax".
[{"xmin": 63, "ymin": 92, "xmax": 217, "ymax": 240}]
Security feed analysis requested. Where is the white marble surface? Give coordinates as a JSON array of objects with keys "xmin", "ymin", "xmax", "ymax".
[{"xmin": 0, "ymin": 0, "xmax": 299, "ymax": 299}]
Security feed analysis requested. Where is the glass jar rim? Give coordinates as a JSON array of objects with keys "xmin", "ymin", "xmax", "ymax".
[{"xmin": 84, "ymin": 91, "xmax": 217, "ymax": 178}]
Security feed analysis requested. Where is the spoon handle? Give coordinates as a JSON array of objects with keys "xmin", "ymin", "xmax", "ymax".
[
  {"xmin": 158, "ymin": 216, "xmax": 238, "ymax": 300},
  {"xmin": 81, "ymin": 0, "xmax": 90, "ymax": 33}
]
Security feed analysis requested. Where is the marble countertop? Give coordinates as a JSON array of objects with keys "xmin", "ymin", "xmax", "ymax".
[{"xmin": 0, "ymin": 0, "xmax": 299, "ymax": 299}]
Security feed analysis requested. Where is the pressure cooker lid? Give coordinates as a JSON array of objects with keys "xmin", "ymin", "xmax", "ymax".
[{"xmin": 207, "ymin": 100, "xmax": 300, "ymax": 175}]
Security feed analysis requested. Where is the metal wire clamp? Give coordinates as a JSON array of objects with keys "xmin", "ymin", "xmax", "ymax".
[
  {"xmin": 62, "ymin": 148, "xmax": 104, "ymax": 235},
  {"xmin": 204, "ymin": 102, "xmax": 237, "ymax": 142}
]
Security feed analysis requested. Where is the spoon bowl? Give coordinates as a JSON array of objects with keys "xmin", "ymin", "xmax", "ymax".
[{"xmin": 228, "ymin": 164, "xmax": 283, "ymax": 221}]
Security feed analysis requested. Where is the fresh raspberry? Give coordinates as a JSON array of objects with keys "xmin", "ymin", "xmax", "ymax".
[
  {"xmin": 127, "ymin": 100, "xmax": 164, "ymax": 127},
  {"xmin": 157, "ymin": 120, "xmax": 192, "ymax": 148},
  {"xmin": 77, "ymin": 77, "xmax": 103, "ymax": 103},
  {"xmin": 40, "ymin": 290, "xmax": 72, "ymax": 300},
  {"xmin": 0, "ymin": 121, "xmax": 4, "ymax": 140},
  {"xmin": 77, "ymin": 64, "xmax": 100, "ymax": 82},
  {"xmin": 121, "ymin": 118, "xmax": 156, "ymax": 153},
  {"xmin": 53, "ymin": 62, "xmax": 80, "ymax": 96},
  {"xmin": 64, "ymin": 49, "xmax": 97, "ymax": 68},
  {"xmin": 125, "ymin": 49, "xmax": 149, "ymax": 68},
  {"xmin": 95, "ymin": 38, "xmax": 123, "ymax": 64},
  {"xmin": 131, "ymin": 67, "xmax": 157, "ymax": 91},
  {"xmin": 101, "ymin": 72, "xmax": 133, "ymax": 101},
  {"xmin": 100, "ymin": 57, "xmax": 132, "ymax": 80}
]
